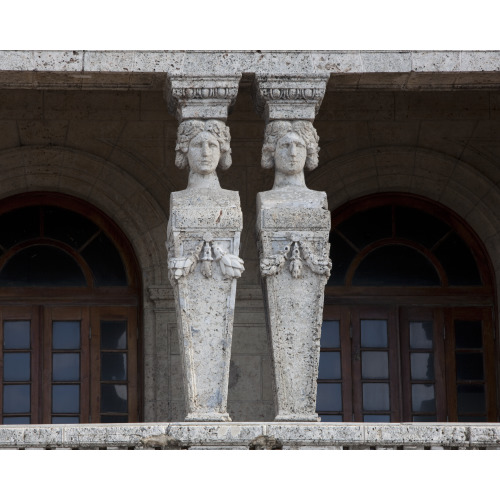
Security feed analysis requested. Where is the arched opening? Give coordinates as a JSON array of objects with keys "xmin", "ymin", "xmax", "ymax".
[
  {"xmin": 318, "ymin": 194, "xmax": 498, "ymax": 422},
  {"xmin": 0, "ymin": 193, "xmax": 141, "ymax": 424}
]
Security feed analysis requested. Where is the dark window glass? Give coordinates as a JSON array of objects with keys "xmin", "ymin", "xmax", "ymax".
[
  {"xmin": 318, "ymin": 352, "xmax": 341, "ymax": 380},
  {"xmin": 52, "ymin": 416, "xmax": 80, "ymax": 424},
  {"xmin": 410, "ymin": 353, "xmax": 435, "ymax": 380},
  {"xmin": 434, "ymin": 232, "xmax": 481, "ymax": 285},
  {"xmin": 3, "ymin": 416, "xmax": 30, "ymax": 424},
  {"xmin": 101, "ymin": 321, "xmax": 127, "ymax": 349},
  {"xmin": 53, "ymin": 321, "xmax": 80, "ymax": 350},
  {"xmin": 327, "ymin": 233, "xmax": 357, "ymax": 286},
  {"xmin": 3, "ymin": 353, "xmax": 30, "ymax": 381},
  {"xmin": 0, "ymin": 246, "xmax": 86, "ymax": 286},
  {"xmin": 363, "ymin": 414, "xmax": 391, "ymax": 423},
  {"xmin": 457, "ymin": 385, "xmax": 486, "ymax": 414},
  {"xmin": 52, "ymin": 353, "xmax": 80, "ymax": 381},
  {"xmin": 411, "ymin": 384, "xmax": 436, "ymax": 412},
  {"xmin": 455, "ymin": 321, "xmax": 483, "ymax": 349},
  {"xmin": 0, "ymin": 207, "xmax": 39, "ymax": 248},
  {"xmin": 3, "ymin": 321, "xmax": 30, "ymax": 349},
  {"xmin": 362, "ymin": 352, "xmax": 389, "ymax": 379},
  {"xmin": 336, "ymin": 206, "xmax": 392, "ymax": 249},
  {"xmin": 3, "ymin": 385, "xmax": 30, "ymax": 413},
  {"xmin": 52, "ymin": 385, "xmax": 80, "ymax": 413},
  {"xmin": 316, "ymin": 383, "xmax": 342, "ymax": 412},
  {"xmin": 361, "ymin": 320, "xmax": 387, "ymax": 347},
  {"xmin": 100, "ymin": 415, "xmax": 129, "ymax": 423},
  {"xmin": 101, "ymin": 384, "xmax": 128, "ymax": 413},
  {"xmin": 320, "ymin": 321, "xmax": 340, "ymax": 348},
  {"xmin": 457, "ymin": 415, "xmax": 487, "ymax": 422},
  {"xmin": 363, "ymin": 383, "xmax": 390, "ymax": 411},
  {"xmin": 81, "ymin": 233, "xmax": 127, "ymax": 286},
  {"xmin": 409, "ymin": 321, "xmax": 433, "ymax": 349},
  {"xmin": 101, "ymin": 353, "xmax": 127, "ymax": 381},
  {"xmin": 43, "ymin": 206, "xmax": 98, "ymax": 249},
  {"xmin": 353, "ymin": 245, "xmax": 440, "ymax": 286},
  {"xmin": 395, "ymin": 206, "xmax": 450, "ymax": 248},
  {"xmin": 455, "ymin": 353, "xmax": 484, "ymax": 381},
  {"xmin": 319, "ymin": 415, "xmax": 343, "ymax": 422},
  {"xmin": 413, "ymin": 415, "xmax": 437, "ymax": 422}
]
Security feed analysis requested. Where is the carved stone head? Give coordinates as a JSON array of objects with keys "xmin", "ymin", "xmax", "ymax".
[
  {"xmin": 261, "ymin": 120, "xmax": 319, "ymax": 173},
  {"xmin": 175, "ymin": 119, "xmax": 232, "ymax": 173}
]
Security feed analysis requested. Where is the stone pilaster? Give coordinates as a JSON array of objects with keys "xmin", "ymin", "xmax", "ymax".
[
  {"xmin": 165, "ymin": 75, "xmax": 244, "ymax": 422},
  {"xmin": 254, "ymin": 74, "xmax": 331, "ymax": 421}
]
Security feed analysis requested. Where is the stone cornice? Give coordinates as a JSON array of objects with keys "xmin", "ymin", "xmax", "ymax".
[
  {"xmin": 253, "ymin": 74, "xmax": 328, "ymax": 122},
  {"xmin": 148, "ymin": 285, "xmax": 174, "ymax": 305},
  {"xmin": 165, "ymin": 75, "xmax": 241, "ymax": 121}
]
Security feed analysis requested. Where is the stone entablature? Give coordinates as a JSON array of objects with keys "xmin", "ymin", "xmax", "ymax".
[{"xmin": 1, "ymin": 423, "xmax": 499, "ymax": 449}]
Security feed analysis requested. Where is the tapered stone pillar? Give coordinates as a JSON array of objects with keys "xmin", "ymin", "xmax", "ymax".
[
  {"xmin": 165, "ymin": 76, "xmax": 244, "ymax": 421},
  {"xmin": 254, "ymin": 75, "xmax": 331, "ymax": 421}
]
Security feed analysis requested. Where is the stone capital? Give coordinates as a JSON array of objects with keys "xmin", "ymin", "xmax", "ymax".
[
  {"xmin": 253, "ymin": 74, "xmax": 329, "ymax": 122},
  {"xmin": 165, "ymin": 75, "xmax": 241, "ymax": 122}
]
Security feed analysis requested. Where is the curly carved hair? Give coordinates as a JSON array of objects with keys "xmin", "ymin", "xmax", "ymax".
[
  {"xmin": 175, "ymin": 119, "xmax": 232, "ymax": 170},
  {"xmin": 261, "ymin": 120, "xmax": 320, "ymax": 171}
]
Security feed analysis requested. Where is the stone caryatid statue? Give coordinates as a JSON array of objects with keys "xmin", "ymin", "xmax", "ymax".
[
  {"xmin": 167, "ymin": 118, "xmax": 244, "ymax": 422},
  {"xmin": 257, "ymin": 115, "xmax": 331, "ymax": 421}
]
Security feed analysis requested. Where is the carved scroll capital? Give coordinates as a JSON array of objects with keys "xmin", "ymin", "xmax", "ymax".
[
  {"xmin": 253, "ymin": 74, "xmax": 328, "ymax": 122},
  {"xmin": 165, "ymin": 75, "xmax": 241, "ymax": 121}
]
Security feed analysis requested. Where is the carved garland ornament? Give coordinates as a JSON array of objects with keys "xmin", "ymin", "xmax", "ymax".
[
  {"xmin": 171, "ymin": 87, "xmax": 238, "ymax": 100},
  {"xmin": 260, "ymin": 241, "xmax": 331, "ymax": 279},
  {"xmin": 169, "ymin": 237, "xmax": 244, "ymax": 281}
]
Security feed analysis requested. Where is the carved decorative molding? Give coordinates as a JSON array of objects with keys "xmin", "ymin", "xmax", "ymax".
[
  {"xmin": 165, "ymin": 75, "xmax": 241, "ymax": 121},
  {"xmin": 253, "ymin": 74, "xmax": 329, "ymax": 122}
]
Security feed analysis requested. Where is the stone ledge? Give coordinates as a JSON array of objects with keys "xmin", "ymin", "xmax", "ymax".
[{"xmin": 1, "ymin": 423, "xmax": 500, "ymax": 449}]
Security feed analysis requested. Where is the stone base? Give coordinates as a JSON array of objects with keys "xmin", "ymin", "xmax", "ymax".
[
  {"xmin": 275, "ymin": 413, "xmax": 320, "ymax": 422},
  {"xmin": 185, "ymin": 412, "xmax": 232, "ymax": 422}
]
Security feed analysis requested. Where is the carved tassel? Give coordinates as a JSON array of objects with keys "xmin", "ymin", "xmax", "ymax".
[
  {"xmin": 289, "ymin": 242, "xmax": 303, "ymax": 279},
  {"xmin": 200, "ymin": 241, "xmax": 213, "ymax": 278}
]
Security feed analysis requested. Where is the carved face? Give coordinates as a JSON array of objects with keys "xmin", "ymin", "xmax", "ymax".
[
  {"xmin": 274, "ymin": 132, "xmax": 307, "ymax": 175},
  {"xmin": 187, "ymin": 131, "xmax": 221, "ymax": 175}
]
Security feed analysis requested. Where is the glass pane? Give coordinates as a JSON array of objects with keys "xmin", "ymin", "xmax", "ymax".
[
  {"xmin": 316, "ymin": 383, "xmax": 342, "ymax": 412},
  {"xmin": 0, "ymin": 246, "xmax": 86, "ymax": 287},
  {"xmin": 320, "ymin": 415, "xmax": 343, "ymax": 422},
  {"xmin": 101, "ymin": 384, "xmax": 128, "ymax": 413},
  {"xmin": 0, "ymin": 206, "xmax": 40, "ymax": 248},
  {"xmin": 101, "ymin": 353, "xmax": 127, "ymax": 381},
  {"xmin": 337, "ymin": 206, "xmax": 392, "ymax": 249},
  {"xmin": 363, "ymin": 414, "xmax": 391, "ymax": 423},
  {"xmin": 3, "ymin": 353, "xmax": 30, "ymax": 381},
  {"xmin": 318, "ymin": 352, "xmax": 341, "ymax": 380},
  {"xmin": 395, "ymin": 206, "xmax": 450, "ymax": 248},
  {"xmin": 353, "ymin": 245, "xmax": 440, "ymax": 286},
  {"xmin": 413, "ymin": 415, "xmax": 437, "ymax": 422},
  {"xmin": 101, "ymin": 321, "xmax": 127, "ymax": 349},
  {"xmin": 456, "ymin": 353, "xmax": 484, "ymax": 380},
  {"xmin": 3, "ymin": 385, "xmax": 30, "ymax": 413},
  {"xmin": 410, "ymin": 353, "xmax": 435, "ymax": 381},
  {"xmin": 3, "ymin": 321, "xmax": 30, "ymax": 349},
  {"xmin": 320, "ymin": 321, "xmax": 340, "ymax": 348},
  {"xmin": 362, "ymin": 383, "xmax": 390, "ymax": 411},
  {"xmin": 327, "ymin": 233, "xmax": 357, "ymax": 286},
  {"xmin": 361, "ymin": 351, "xmax": 389, "ymax": 379},
  {"xmin": 457, "ymin": 415, "xmax": 487, "ymax": 422},
  {"xmin": 412, "ymin": 384, "xmax": 436, "ymax": 412},
  {"xmin": 43, "ymin": 206, "xmax": 99, "ymax": 249},
  {"xmin": 434, "ymin": 232, "xmax": 481, "ymax": 286},
  {"xmin": 455, "ymin": 321, "xmax": 482, "ymax": 349},
  {"xmin": 52, "ymin": 385, "xmax": 80, "ymax": 413},
  {"xmin": 409, "ymin": 321, "xmax": 433, "ymax": 349},
  {"xmin": 52, "ymin": 321, "xmax": 80, "ymax": 349},
  {"xmin": 100, "ymin": 415, "xmax": 129, "ymax": 423},
  {"xmin": 52, "ymin": 416, "xmax": 80, "ymax": 424},
  {"xmin": 457, "ymin": 385, "xmax": 486, "ymax": 414},
  {"xmin": 3, "ymin": 416, "xmax": 30, "ymax": 424},
  {"xmin": 81, "ymin": 233, "xmax": 128, "ymax": 286},
  {"xmin": 52, "ymin": 353, "xmax": 80, "ymax": 381},
  {"xmin": 361, "ymin": 320, "xmax": 387, "ymax": 347}
]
